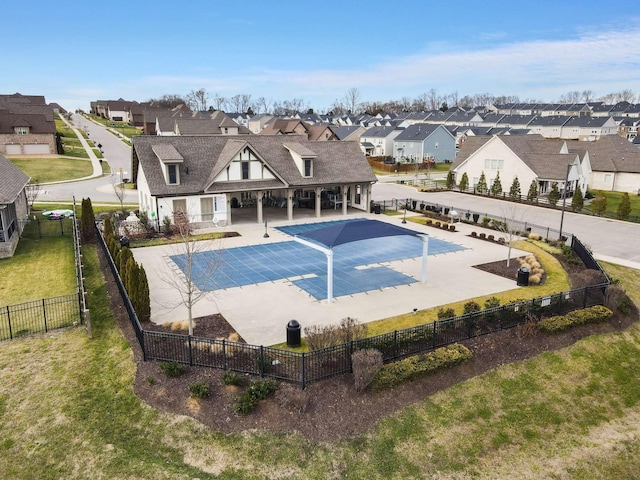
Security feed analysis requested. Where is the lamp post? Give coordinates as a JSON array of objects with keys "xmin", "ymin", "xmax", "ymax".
[
  {"xmin": 263, "ymin": 220, "xmax": 269, "ymax": 238},
  {"xmin": 558, "ymin": 163, "xmax": 571, "ymax": 241}
]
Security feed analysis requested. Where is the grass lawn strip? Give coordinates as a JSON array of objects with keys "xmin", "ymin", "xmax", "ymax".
[
  {"xmin": 1, "ymin": 244, "xmax": 639, "ymax": 477},
  {"xmin": 9, "ymin": 157, "xmax": 93, "ymax": 183},
  {"xmin": 0, "ymin": 236, "xmax": 76, "ymax": 305}
]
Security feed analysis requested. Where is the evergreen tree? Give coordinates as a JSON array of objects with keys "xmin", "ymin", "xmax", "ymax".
[
  {"xmin": 571, "ymin": 185, "xmax": 584, "ymax": 212},
  {"xmin": 490, "ymin": 172, "xmax": 503, "ymax": 196},
  {"xmin": 459, "ymin": 172, "xmax": 469, "ymax": 191},
  {"xmin": 476, "ymin": 172, "xmax": 488, "ymax": 194},
  {"xmin": 446, "ymin": 170, "xmax": 455, "ymax": 189},
  {"xmin": 125, "ymin": 257, "xmax": 139, "ymax": 303},
  {"xmin": 509, "ymin": 176, "xmax": 521, "ymax": 200},
  {"xmin": 103, "ymin": 215, "xmax": 113, "ymax": 239},
  {"xmin": 592, "ymin": 195, "xmax": 608, "ymax": 216},
  {"xmin": 617, "ymin": 192, "xmax": 631, "ymax": 220},
  {"xmin": 80, "ymin": 198, "xmax": 96, "ymax": 241},
  {"xmin": 548, "ymin": 182, "xmax": 561, "ymax": 207},
  {"xmin": 137, "ymin": 265, "xmax": 151, "ymax": 322},
  {"xmin": 118, "ymin": 247, "xmax": 133, "ymax": 284},
  {"xmin": 527, "ymin": 179, "xmax": 538, "ymax": 202}
]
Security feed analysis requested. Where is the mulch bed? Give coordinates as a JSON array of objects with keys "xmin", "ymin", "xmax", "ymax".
[{"xmin": 97, "ymin": 244, "xmax": 636, "ymax": 443}]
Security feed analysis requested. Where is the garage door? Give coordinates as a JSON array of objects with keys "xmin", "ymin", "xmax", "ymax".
[
  {"xmin": 5, "ymin": 144, "xmax": 21, "ymax": 154},
  {"xmin": 23, "ymin": 144, "xmax": 51, "ymax": 154}
]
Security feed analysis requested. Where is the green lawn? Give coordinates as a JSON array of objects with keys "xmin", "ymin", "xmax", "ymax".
[
  {"xmin": 0, "ymin": 235, "xmax": 76, "ymax": 305},
  {"xmin": 9, "ymin": 157, "xmax": 93, "ymax": 182},
  {"xmin": 584, "ymin": 190, "xmax": 640, "ymax": 219},
  {"xmin": 89, "ymin": 114, "xmax": 143, "ymax": 138},
  {"xmin": 0, "ymin": 245, "xmax": 639, "ymax": 478}
]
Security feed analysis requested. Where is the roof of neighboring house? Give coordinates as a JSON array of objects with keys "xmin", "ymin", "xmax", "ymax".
[
  {"xmin": 0, "ymin": 111, "xmax": 56, "ymax": 134},
  {"xmin": 362, "ymin": 125, "xmax": 398, "ymax": 138},
  {"xmin": 0, "ymin": 153, "xmax": 29, "ymax": 203},
  {"xmin": 393, "ymin": 123, "xmax": 445, "ymax": 141},
  {"xmin": 496, "ymin": 114, "xmax": 536, "ymax": 126},
  {"xmin": 333, "ymin": 125, "xmax": 363, "ymax": 140},
  {"xmin": 132, "ymin": 135, "xmax": 377, "ymax": 196},
  {"xmin": 562, "ymin": 116, "xmax": 615, "ymax": 128},
  {"xmin": 528, "ymin": 116, "xmax": 572, "ymax": 127}
]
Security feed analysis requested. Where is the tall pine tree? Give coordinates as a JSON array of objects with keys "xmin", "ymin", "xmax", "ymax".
[
  {"xmin": 490, "ymin": 172, "xmax": 503, "ymax": 196},
  {"xmin": 459, "ymin": 172, "xmax": 469, "ymax": 191},
  {"xmin": 476, "ymin": 172, "xmax": 488, "ymax": 194},
  {"xmin": 548, "ymin": 182, "xmax": 561, "ymax": 207},
  {"xmin": 571, "ymin": 185, "xmax": 584, "ymax": 212},
  {"xmin": 527, "ymin": 179, "xmax": 538, "ymax": 202},
  {"xmin": 509, "ymin": 176, "xmax": 521, "ymax": 200}
]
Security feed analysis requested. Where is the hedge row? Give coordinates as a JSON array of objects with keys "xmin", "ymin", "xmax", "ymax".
[
  {"xmin": 538, "ymin": 305, "xmax": 613, "ymax": 333},
  {"xmin": 372, "ymin": 343, "xmax": 472, "ymax": 391}
]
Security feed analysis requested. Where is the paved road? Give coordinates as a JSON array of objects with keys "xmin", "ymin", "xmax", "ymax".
[
  {"xmin": 40, "ymin": 114, "xmax": 137, "ymax": 203},
  {"xmin": 372, "ymin": 181, "xmax": 640, "ymax": 267}
]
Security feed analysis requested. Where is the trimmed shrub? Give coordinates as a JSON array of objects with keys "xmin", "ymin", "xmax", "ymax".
[
  {"xmin": 189, "ymin": 381, "xmax": 210, "ymax": 399},
  {"xmin": 539, "ymin": 306, "xmax": 613, "ymax": 333},
  {"xmin": 487, "ymin": 234, "xmax": 494, "ymax": 242},
  {"xmin": 471, "ymin": 231, "xmax": 477, "ymax": 237},
  {"xmin": 484, "ymin": 297, "xmax": 500, "ymax": 309},
  {"xmin": 222, "ymin": 371, "xmax": 243, "ymax": 386},
  {"xmin": 479, "ymin": 233, "xmax": 486, "ymax": 239},
  {"xmin": 372, "ymin": 344, "xmax": 472, "ymax": 390},
  {"xmin": 604, "ymin": 285, "xmax": 634, "ymax": 315},
  {"xmin": 352, "ymin": 349, "xmax": 383, "ymax": 392},
  {"xmin": 159, "ymin": 361, "xmax": 185, "ymax": 378},
  {"xmin": 437, "ymin": 307, "xmax": 456, "ymax": 320},
  {"xmin": 463, "ymin": 301, "xmax": 481, "ymax": 314},
  {"xmin": 448, "ymin": 225, "xmax": 456, "ymax": 232},
  {"xmin": 233, "ymin": 380, "xmax": 277, "ymax": 416},
  {"xmin": 304, "ymin": 317, "xmax": 367, "ymax": 350}
]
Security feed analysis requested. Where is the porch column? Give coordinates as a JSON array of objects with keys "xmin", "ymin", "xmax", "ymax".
[
  {"xmin": 287, "ymin": 188, "xmax": 295, "ymax": 221},
  {"xmin": 341, "ymin": 184, "xmax": 348, "ymax": 215},
  {"xmin": 256, "ymin": 190, "xmax": 263, "ymax": 224},
  {"xmin": 315, "ymin": 186, "xmax": 323, "ymax": 218},
  {"xmin": 226, "ymin": 194, "xmax": 233, "ymax": 226}
]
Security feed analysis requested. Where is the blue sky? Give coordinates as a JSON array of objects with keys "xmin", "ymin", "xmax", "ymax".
[{"xmin": 3, "ymin": 0, "xmax": 639, "ymax": 112}]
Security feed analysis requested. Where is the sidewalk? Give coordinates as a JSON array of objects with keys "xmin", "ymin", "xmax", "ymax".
[{"xmin": 56, "ymin": 114, "xmax": 103, "ymax": 182}]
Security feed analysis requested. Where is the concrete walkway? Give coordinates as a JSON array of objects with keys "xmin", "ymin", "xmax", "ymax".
[{"xmin": 55, "ymin": 114, "xmax": 103, "ymax": 181}]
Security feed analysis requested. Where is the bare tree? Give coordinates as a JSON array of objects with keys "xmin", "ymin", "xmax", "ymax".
[
  {"xmin": 427, "ymin": 89, "xmax": 441, "ymax": 110},
  {"xmin": 581, "ymin": 90, "xmax": 594, "ymax": 102},
  {"xmin": 157, "ymin": 212, "xmax": 224, "ymax": 336},
  {"xmin": 186, "ymin": 88, "xmax": 209, "ymax": 111},
  {"xmin": 111, "ymin": 173, "xmax": 126, "ymax": 214},
  {"xmin": 25, "ymin": 181, "xmax": 42, "ymax": 211},
  {"xmin": 212, "ymin": 93, "xmax": 226, "ymax": 111},
  {"xmin": 254, "ymin": 97, "xmax": 271, "ymax": 114},
  {"xmin": 344, "ymin": 88, "xmax": 361, "ymax": 114},
  {"xmin": 495, "ymin": 205, "xmax": 527, "ymax": 267}
]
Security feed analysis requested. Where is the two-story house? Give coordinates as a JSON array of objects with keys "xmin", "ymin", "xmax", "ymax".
[{"xmin": 392, "ymin": 124, "xmax": 456, "ymax": 163}]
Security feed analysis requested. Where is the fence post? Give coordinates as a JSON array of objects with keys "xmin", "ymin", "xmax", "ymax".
[
  {"xmin": 42, "ymin": 298, "xmax": 48, "ymax": 332},
  {"xmin": 188, "ymin": 336, "xmax": 193, "ymax": 366},
  {"xmin": 393, "ymin": 330, "xmax": 398, "ymax": 359},
  {"xmin": 222, "ymin": 339, "xmax": 227, "ymax": 370},
  {"xmin": 7, "ymin": 305, "xmax": 12, "ymax": 340},
  {"xmin": 432, "ymin": 322, "xmax": 437, "ymax": 349},
  {"xmin": 301, "ymin": 352, "xmax": 306, "ymax": 390},
  {"xmin": 260, "ymin": 345, "xmax": 265, "ymax": 377}
]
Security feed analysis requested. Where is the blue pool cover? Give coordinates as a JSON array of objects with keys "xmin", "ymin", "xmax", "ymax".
[{"xmin": 170, "ymin": 219, "xmax": 466, "ymax": 300}]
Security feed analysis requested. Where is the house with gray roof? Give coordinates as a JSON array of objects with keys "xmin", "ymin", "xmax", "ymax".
[
  {"xmin": 392, "ymin": 124, "xmax": 456, "ymax": 163},
  {"xmin": 0, "ymin": 153, "xmax": 30, "ymax": 258},
  {"xmin": 359, "ymin": 125, "xmax": 402, "ymax": 157},
  {"xmin": 0, "ymin": 93, "xmax": 57, "ymax": 155},
  {"xmin": 131, "ymin": 135, "xmax": 377, "ymax": 227},
  {"xmin": 560, "ymin": 116, "xmax": 617, "ymax": 140}
]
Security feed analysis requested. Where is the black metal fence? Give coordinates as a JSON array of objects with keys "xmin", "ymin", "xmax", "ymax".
[
  {"xmin": 0, "ymin": 204, "xmax": 85, "ymax": 343},
  {"xmin": 0, "ymin": 293, "xmax": 82, "ymax": 342},
  {"xmin": 375, "ymin": 197, "xmax": 571, "ymax": 242},
  {"xmin": 19, "ymin": 217, "xmax": 74, "ymax": 238},
  {"xmin": 96, "ymin": 218, "xmax": 610, "ymax": 388}
]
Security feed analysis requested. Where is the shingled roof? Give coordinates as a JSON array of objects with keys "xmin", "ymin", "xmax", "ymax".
[
  {"xmin": 132, "ymin": 135, "xmax": 376, "ymax": 196},
  {"xmin": 0, "ymin": 153, "xmax": 29, "ymax": 204}
]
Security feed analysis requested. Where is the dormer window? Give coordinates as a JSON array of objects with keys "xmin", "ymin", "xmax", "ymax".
[
  {"xmin": 15, "ymin": 127, "xmax": 28, "ymax": 135},
  {"xmin": 167, "ymin": 164, "xmax": 179, "ymax": 184},
  {"xmin": 304, "ymin": 158, "xmax": 312, "ymax": 177}
]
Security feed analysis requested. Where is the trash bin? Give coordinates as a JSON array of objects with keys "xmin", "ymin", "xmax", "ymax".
[
  {"xmin": 373, "ymin": 203, "xmax": 381, "ymax": 214},
  {"xmin": 517, "ymin": 267, "xmax": 529, "ymax": 286},
  {"xmin": 120, "ymin": 236, "xmax": 130, "ymax": 248},
  {"xmin": 286, "ymin": 320, "xmax": 301, "ymax": 347}
]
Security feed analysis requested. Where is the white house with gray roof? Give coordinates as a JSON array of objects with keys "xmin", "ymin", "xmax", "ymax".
[
  {"xmin": 132, "ymin": 135, "xmax": 377, "ymax": 227},
  {"xmin": 359, "ymin": 126, "xmax": 402, "ymax": 157}
]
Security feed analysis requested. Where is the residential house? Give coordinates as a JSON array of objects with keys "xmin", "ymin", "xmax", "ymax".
[
  {"xmin": 527, "ymin": 116, "xmax": 571, "ymax": 138},
  {"xmin": 131, "ymin": 135, "xmax": 377, "ymax": 227},
  {"xmin": 0, "ymin": 153, "xmax": 29, "ymax": 258},
  {"xmin": 247, "ymin": 114, "xmax": 273, "ymax": 134},
  {"xmin": 392, "ymin": 124, "xmax": 456, "ymax": 163},
  {"xmin": 0, "ymin": 93, "xmax": 57, "ymax": 155},
  {"xmin": 452, "ymin": 135, "xmax": 587, "ymax": 198},
  {"xmin": 359, "ymin": 126, "xmax": 402, "ymax": 157},
  {"xmin": 332, "ymin": 125, "xmax": 366, "ymax": 142},
  {"xmin": 560, "ymin": 116, "xmax": 618, "ymax": 141}
]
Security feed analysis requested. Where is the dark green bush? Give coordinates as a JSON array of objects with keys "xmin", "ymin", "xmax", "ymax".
[
  {"xmin": 159, "ymin": 361, "xmax": 185, "ymax": 378},
  {"xmin": 372, "ymin": 344, "xmax": 472, "ymax": 390},
  {"xmin": 437, "ymin": 307, "xmax": 456, "ymax": 320},
  {"xmin": 232, "ymin": 379, "xmax": 277, "ymax": 416},
  {"xmin": 222, "ymin": 371, "xmax": 243, "ymax": 386},
  {"xmin": 463, "ymin": 301, "xmax": 481, "ymax": 314},
  {"xmin": 189, "ymin": 381, "xmax": 210, "ymax": 398}
]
